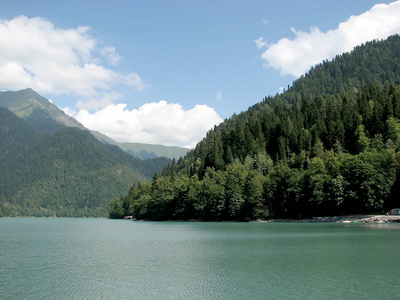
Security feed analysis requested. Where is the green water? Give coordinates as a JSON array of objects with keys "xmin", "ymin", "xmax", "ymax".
[{"xmin": 0, "ymin": 218, "xmax": 399, "ymax": 299}]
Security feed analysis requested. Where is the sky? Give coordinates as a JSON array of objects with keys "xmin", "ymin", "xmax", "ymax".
[{"xmin": 1, "ymin": 1, "xmax": 400, "ymax": 148}]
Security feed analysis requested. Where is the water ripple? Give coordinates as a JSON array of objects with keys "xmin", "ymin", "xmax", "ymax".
[{"xmin": 1, "ymin": 219, "xmax": 399, "ymax": 299}]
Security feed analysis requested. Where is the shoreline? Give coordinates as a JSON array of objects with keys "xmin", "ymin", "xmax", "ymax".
[
  {"xmin": 123, "ymin": 214, "xmax": 400, "ymax": 223},
  {"xmin": 261, "ymin": 214, "xmax": 400, "ymax": 224}
]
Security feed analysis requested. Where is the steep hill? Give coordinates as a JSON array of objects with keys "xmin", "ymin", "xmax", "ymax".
[
  {"xmin": 0, "ymin": 106, "xmax": 170, "ymax": 217},
  {"xmin": 289, "ymin": 34, "xmax": 400, "ymax": 99},
  {"xmin": 110, "ymin": 34, "xmax": 400, "ymax": 220}
]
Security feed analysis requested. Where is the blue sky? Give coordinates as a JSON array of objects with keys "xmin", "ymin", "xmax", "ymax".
[{"xmin": 1, "ymin": 0, "xmax": 399, "ymax": 147}]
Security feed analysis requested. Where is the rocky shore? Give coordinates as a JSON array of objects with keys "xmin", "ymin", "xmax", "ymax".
[
  {"xmin": 265, "ymin": 214, "xmax": 400, "ymax": 223},
  {"xmin": 124, "ymin": 214, "xmax": 400, "ymax": 223},
  {"xmin": 337, "ymin": 214, "xmax": 400, "ymax": 223}
]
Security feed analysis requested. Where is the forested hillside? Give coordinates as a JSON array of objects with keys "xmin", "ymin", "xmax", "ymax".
[
  {"xmin": 0, "ymin": 107, "xmax": 170, "ymax": 217},
  {"xmin": 110, "ymin": 34, "xmax": 400, "ymax": 220}
]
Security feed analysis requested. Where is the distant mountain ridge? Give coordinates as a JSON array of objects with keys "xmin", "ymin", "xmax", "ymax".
[
  {"xmin": 0, "ymin": 88, "xmax": 189, "ymax": 160},
  {"xmin": 118, "ymin": 142, "xmax": 189, "ymax": 160},
  {"xmin": 0, "ymin": 88, "xmax": 84, "ymax": 132}
]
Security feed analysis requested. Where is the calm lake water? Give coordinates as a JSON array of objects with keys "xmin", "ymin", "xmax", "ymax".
[{"xmin": 0, "ymin": 218, "xmax": 399, "ymax": 299}]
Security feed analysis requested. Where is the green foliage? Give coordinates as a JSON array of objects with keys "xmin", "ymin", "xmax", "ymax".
[
  {"xmin": 386, "ymin": 117, "xmax": 400, "ymax": 150},
  {"xmin": 194, "ymin": 168, "xmax": 225, "ymax": 220},
  {"xmin": 341, "ymin": 151, "xmax": 396, "ymax": 213},
  {"xmin": 224, "ymin": 164, "xmax": 246, "ymax": 219},
  {"xmin": 109, "ymin": 197, "xmax": 125, "ymax": 219}
]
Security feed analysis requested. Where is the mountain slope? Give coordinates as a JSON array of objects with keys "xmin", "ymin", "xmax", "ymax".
[
  {"xmin": 0, "ymin": 88, "xmax": 84, "ymax": 132},
  {"xmin": 272, "ymin": 34, "xmax": 400, "ymax": 106},
  {"xmin": 0, "ymin": 104, "xmax": 40, "ymax": 158},
  {"xmin": 0, "ymin": 106, "xmax": 170, "ymax": 217},
  {"xmin": 110, "ymin": 34, "xmax": 400, "ymax": 220}
]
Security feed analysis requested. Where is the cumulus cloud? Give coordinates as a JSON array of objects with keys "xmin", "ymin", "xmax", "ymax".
[
  {"xmin": 260, "ymin": 1, "xmax": 400, "ymax": 77},
  {"xmin": 0, "ymin": 16, "xmax": 146, "ymax": 100},
  {"xmin": 74, "ymin": 101, "xmax": 223, "ymax": 147}
]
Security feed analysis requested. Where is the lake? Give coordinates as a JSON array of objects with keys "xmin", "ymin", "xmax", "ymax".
[{"xmin": 0, "ymin": 218, "xmax": 399, "ymax": 299}]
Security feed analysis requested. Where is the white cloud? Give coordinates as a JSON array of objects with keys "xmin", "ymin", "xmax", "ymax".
[
  {"xmin": 254, "ymin": 37, "xmax": 267, "ymax": 49},
  {"xmin": 263, "ymin": 19, "xmax": 269, "ymax": 25},
  {"xmin": 75, "ymin": 91, "xmax": 124, "ymax": 110},
  {"xmin": 74, "ymin": 101, "xmax": 223, "ymax": 147},
  {"xmin": 0, "ymin": 16, "xmax": 146, "ymax": 102},
  {"xmin": 260, "ymin": 1, "xmax": 400, "ymax": 77}
]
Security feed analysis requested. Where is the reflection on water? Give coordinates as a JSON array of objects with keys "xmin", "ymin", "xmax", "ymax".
[{"xmin": 0, "ymin": 219, "xmax": 399, "ymax": 299}]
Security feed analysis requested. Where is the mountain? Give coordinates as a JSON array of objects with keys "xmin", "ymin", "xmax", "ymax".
[
  {"xmin": 0, "ymin": 106, "xmax": 170, "ymax": 217},
  {"xmin": 118, "ymin": 142, "xmax": 189, "ymax": 160},
  {"xmin": 0, "ymin": 88, "xmax": 84, "ymax": 132},
  {"xmin": 0, "ymin": 88, "xmax": 189, "ymax": 160},
  {"xmin": 110, "ymin": 34, "xmax": 400, "ymax": 220}
]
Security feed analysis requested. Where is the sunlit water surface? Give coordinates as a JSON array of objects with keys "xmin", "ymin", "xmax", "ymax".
[{"xmin": 1, "ymin": 218, "xmax": 399, "ymax": 299}]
